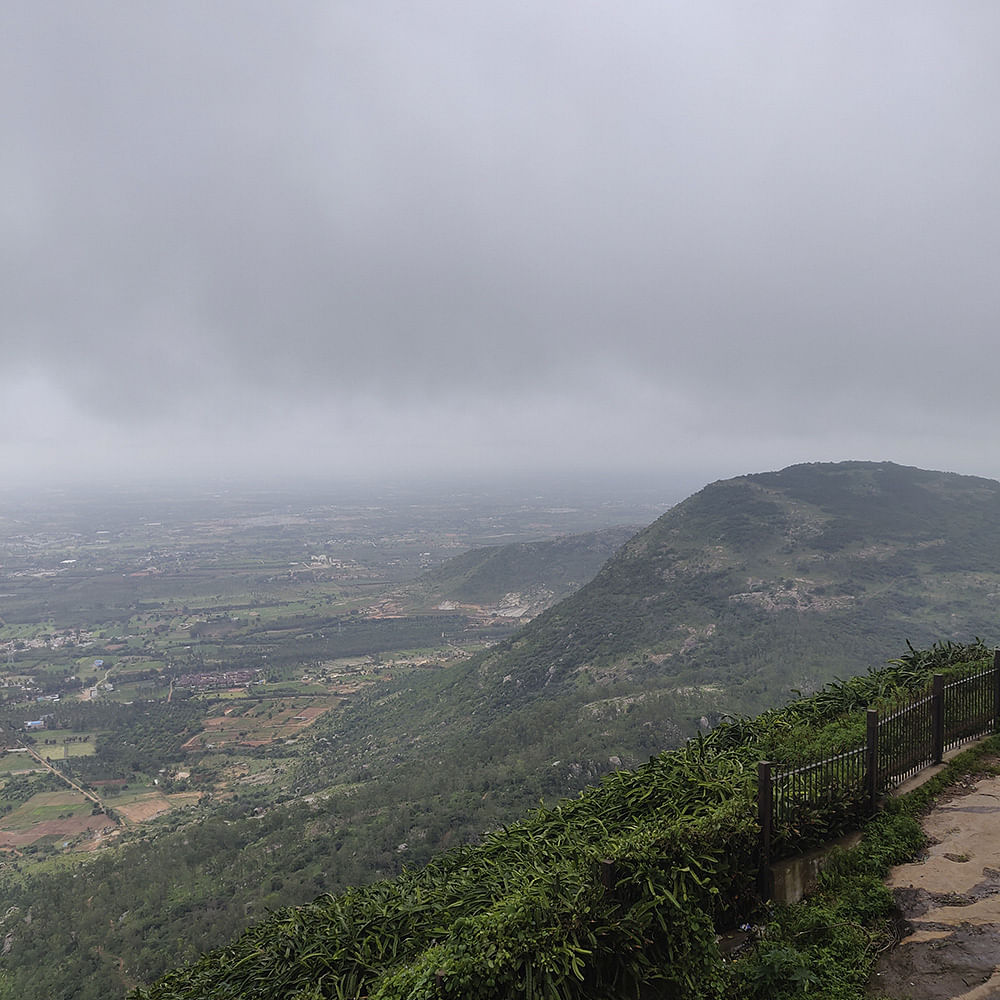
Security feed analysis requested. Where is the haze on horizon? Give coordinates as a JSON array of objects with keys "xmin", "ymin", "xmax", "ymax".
[{"xmin": 3, "ymin": 3, "xmax": 999, "ymax": 492}]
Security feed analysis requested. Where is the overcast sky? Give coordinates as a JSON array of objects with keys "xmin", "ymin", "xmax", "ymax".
[{"xmin": 3, "ymin": 2, "xmax": 999, "ymax": 494}]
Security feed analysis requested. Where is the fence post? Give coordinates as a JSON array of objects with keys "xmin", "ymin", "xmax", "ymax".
[
  {"xmin": 993, "ymin": 649, "xmax": 1000, "ymax": 735},
  {"xmin": 932, "ymin": 673, "xmax": 945, "ymax": 764},
  {"xmin": 757, "ymin": 761, "xmax": 773, "ymax": 901},
  {"xmin": 865, "ymin": 709, "xmax": 879, "ymax": 815},
  {"xmin": 599, "ymin": 859, "xmax": 618, "ymax": 895}
]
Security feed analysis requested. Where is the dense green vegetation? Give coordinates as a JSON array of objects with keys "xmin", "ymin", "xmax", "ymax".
[
  {"xmin": 729, "ymin": 810, "xmax": 927, "ymax": 999},
  {"xmin": 129, "ymin": 642, "xmax": 992, "ymax": 999},
  {"xmin": 0, "ymin": 484, "xmax": 667, "ymax": 999},
  {"xmin": 409, "ymin": 528, "xmax": 635, "ymax": 608},
  {"xmin": 470, "ymin": 462, "xmax": 1000, "ymax": 716}
]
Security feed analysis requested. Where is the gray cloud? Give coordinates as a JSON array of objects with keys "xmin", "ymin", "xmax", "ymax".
[{"xmin": 3, "ymin": 2, "xmax": 999, "ymax": 487}]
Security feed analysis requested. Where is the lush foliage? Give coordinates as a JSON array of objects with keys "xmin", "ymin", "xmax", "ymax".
[{"xmin": 131, "ymin": 642, "xmax": 992, "ymax": 1000}]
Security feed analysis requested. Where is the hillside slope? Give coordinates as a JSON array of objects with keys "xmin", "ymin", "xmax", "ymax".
[
  {"xmin": 473, "ymin": 461, "xmax": 1000, "ymax": 715},
  {"xmin": 401, "ymin": 526, "xmax": 635, "ymax": 617},
  {"xmin": 134, "ymin": 642, "xmax": 992, "ymax": 1000},
  {"xmin": 299, "ymin": 461, "xmax": 1000, "ymax": 862}
]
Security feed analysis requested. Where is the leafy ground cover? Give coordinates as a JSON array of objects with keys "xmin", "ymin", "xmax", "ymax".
[{"xmin": 132, "ymin": 642, "xmax": 992, "ymax": 1000}]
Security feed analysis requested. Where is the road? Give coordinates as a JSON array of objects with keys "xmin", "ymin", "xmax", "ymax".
[
  {"xmin": 84, "ymin": 667, "xmax": 112, "ymax": 700},
  {"xmin": 15, "ymin": 741, "xmax": 125, "ymax": 827}
]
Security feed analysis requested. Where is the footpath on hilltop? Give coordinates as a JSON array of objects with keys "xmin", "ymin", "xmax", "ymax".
[{"xmin": 871, "ymin": 761, "xmax": 1000, "ymax": 999}]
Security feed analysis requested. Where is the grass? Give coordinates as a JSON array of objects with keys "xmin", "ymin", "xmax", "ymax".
[
  {"xmin": 104, "ymin": 683, "xmax": 169, "ymax": 702},
  {"xmin": 0, "ymin": 623, "xmax": 59, "ymax": 642},
  {"xmin": 1, "ymin": 791, "xmax": 93, "ymax": 831},
  {"xmin": 32, "ymin": 729, "xmax": 102, "ymax": 757},
  {"xmin": 110, "ymin": 785, "xmax": 160, "ymax": 805},
  {"xmin": 19, "ymin": 848, "xmax": 101, "ymax": 877},
  {"xmin": 0, "ymin": 753, "xmax": 39, "ymax": 773}
]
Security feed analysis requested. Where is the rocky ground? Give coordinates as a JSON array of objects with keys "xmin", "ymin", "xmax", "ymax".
[{"xmin": 870, "ymin": 764, "xmax": 1000, "ymax": 999}]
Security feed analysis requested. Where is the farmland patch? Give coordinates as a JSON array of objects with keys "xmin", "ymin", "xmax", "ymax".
[
  {"xmin": 181, "ymin": 695, "xmax": 339, "ymax": 750},
  {"xmin": 0, "ymin": 789, "xmax": 112, "ymax": 847},
  {"xmin": 31, "ymin": 729, "xmax": 100, "ymax": 758},
  {"xmin": 116, "ymin": 792, "xmax": 173, "ymax": 824}
]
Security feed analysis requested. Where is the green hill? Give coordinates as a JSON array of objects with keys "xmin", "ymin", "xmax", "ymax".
[
  {"xmin": 472, "ymin": 461, "xmax": 1000, "ymax": 716},
  {"xmin": 281, "ymin": 461, "xmax": 1000, "ymax": 895},
  {"xmin": 133, "ymin": 641, "xmax": 992, "ymax": 1000},
  {"xmin": 296, "ymin": 460, "xmax": 1000, "ymax": 900},
  {"xmin": 403, "ymin": 526, "xmax": 636, "ymax": 615}
]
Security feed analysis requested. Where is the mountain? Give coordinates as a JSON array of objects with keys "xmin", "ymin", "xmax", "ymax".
[
  {"xmin": 401, "ymin": 526, "xmax": 636, "ymax": 618},
  {"xmin": 469, "ymin": 461, "xmax": 1000, "ymax": 718},
  {"xmin": 281, "ymin": 461, "xmax": 1000, "ymax": 892},
  {"xmin": 314, "ymin": 461, "xmax": 1000, "ymax": 817}
]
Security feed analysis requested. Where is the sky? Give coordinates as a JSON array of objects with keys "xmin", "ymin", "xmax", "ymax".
[{"xmin": 3, "ymin": 2, "xmax": 999, "ymax": 494}]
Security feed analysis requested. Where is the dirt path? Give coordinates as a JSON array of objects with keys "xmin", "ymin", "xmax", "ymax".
[
  {"xmin": 84, "ymin": 667, "xmax": 111, "ymax": 700},
  {"xmin": 15, "ymin": 742, "xmax": 126, "ymax": 828},
  {"xmin": 870, "ymin": 765, "xmax": 1000, "ymax": 999}
]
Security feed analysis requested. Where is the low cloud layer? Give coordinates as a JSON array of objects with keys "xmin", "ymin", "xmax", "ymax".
[{"xmin": 3, "ymin": 3, "xmax": 998, "ymax": 490}]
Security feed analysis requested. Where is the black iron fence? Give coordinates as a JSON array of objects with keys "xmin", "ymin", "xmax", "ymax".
[
  {"xmin": 758, "ymin": 651, "xmax": 1000, "ymax": 896},
  {"xmin": 944, "ymin": 665, "xmax": 1000, "ymax": 751},
  {"xmin": 878, "ymin": 689, "xmax": 935, "ymax": 788}
]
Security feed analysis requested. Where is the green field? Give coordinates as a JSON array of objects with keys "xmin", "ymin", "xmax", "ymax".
[
  {"xmin": 0, "ymin": 751, "xmax": 37, "ymax": 773},
  {"xmin": 1, "ymin": 790, "xmax": 92, "ymax": 831},
  {"xmin": 31, "ymin": 729, "xmax": 101, "ymax": 757}
]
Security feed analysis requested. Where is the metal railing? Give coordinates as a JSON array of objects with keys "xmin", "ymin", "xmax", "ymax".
[
  {"xmin": 879, "ymin": 690, "xmax": 935, "ymax": 788},
  {"xmin": 768, "ymin": 746, "xmax": 868, "ymax": 831},
  {"xmin": 944, "ymin": 667, "xmax": 998, "ymax": 752},
  {"xmin": 758, "ymin": 650, "xmax": 1000, "ymax": 897}
]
